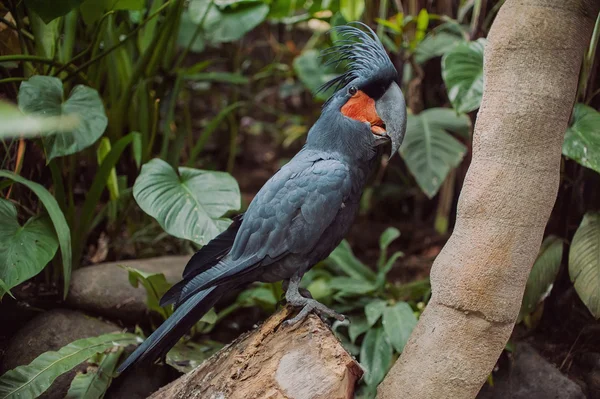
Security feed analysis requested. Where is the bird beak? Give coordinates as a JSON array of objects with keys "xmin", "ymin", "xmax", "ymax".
[{"xmin": 374, "ymin": 81, "xmax": 407, "ymax": 157}]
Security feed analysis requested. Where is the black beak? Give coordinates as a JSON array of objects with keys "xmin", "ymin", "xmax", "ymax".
[{"xmin": 375, "ymin": 81, "xmax": 407, "ymax": 156}]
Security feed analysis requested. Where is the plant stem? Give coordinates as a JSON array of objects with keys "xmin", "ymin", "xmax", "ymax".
[
  {"xmin": 0, "ymin": 55, "xmax": 91, "ymax": 84},
  {"xmin": 175, "ymin": 0, "xmax": 214, "ymax": 69},
  {"xmin": 0, "ymin": 77, "xmax": 27, "ymax": 84},
  {"xmin": 63, "ymin": 1, "xmax": 172, "ymax": 82},
  {"xmin": 578, "ymin": 12, "xmax": 600, "ymax": 102}
]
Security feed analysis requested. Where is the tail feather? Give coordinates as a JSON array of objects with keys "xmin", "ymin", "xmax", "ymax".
[{"xmin": 117, "ymin": 286, "xmax": 222, "ymax": 373}]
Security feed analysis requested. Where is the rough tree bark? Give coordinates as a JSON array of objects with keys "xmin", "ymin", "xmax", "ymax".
[
  {"xmin": 378, "ymin": 1, "xmax": 599, "ymax": 398},
  {"xmin": 149, "ymin": 306, "xmax": 362, "ymax": 399}
]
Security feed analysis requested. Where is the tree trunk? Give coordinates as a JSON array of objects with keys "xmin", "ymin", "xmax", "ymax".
[
  {"xmin": 149, "ymin": 306, "xmax": 362, "ymax": 399},
  {"xmin": 378, "ymin": 1, "xmax": 599, "ymax": 398}
]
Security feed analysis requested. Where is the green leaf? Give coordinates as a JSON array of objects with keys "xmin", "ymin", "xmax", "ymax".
[
  {"xmin": 360, "ymin": 327, "xmax": 392, "ymax": 387},
  {"xmin": 365, "ymin": 299, "xmax": 387, "ymax": 327},
  {"xmin": 0, "ymin": 170, "xmax": 72, "ymax": 299},
  {"xmin": 133, "ymin": 159, "xmax": 241, "ymax": 245},
  {"xmin": 183, "ymin": 72, "xmax": 249, "ymax": 84},
  {"xmin": 400, "ymin": 108, "xmax": 470, "ymax": 198},
  {"xmin": 105, "ymin": 0, "xmax": 144, "ymax": 10},
  {"xmin": 97, "ymin": 138, "xmax": 119, "ymax": 201},
  {"xmin": 442, "ymin": 38, "xmax": 486, "ymax": 114},
  {"xmin": 519, "ymin": 236, "xmax": 563, "ymax": 319},
  {"xmin": 329, "ymin": 277, "xmax": 376, "ymax": 295},
  {"xmin": 569, "ymin": 212, "xmax": 600, "ymax": 318},
  {"xmin": 18, "ymin": 76, "xmax": 108, "ymax": 161},
  {"xmin": 293, "ymin": 49, "xmax": 338, "ymax": 101},
  {"xmin": 340, "ymin": 0, "xmax": 364, "ymax": 22},
  {"xmin": 24, "ymin": 0, "xmax": 85, "ymax": 23},
  {"xmin": 188, "ymin": 0, "xmax": 269, "ymax": 44},
  {"xmin": 65, "ymin": 348, "xmax": 123, "ymax": 399},
  {"xmin": 0, "ymin": 199, "xmax": 58, "ymax": 299},
  {"xmin": 236, "ymin": 285, "xmax": 278, "ymax": 312},
  {"xmin": 0, "ymin": 333, "xmax": 140, "ymax": 399},
  {"xmin": 382, "ymin": 302, "xmax": 417, "ymax": 353},
  {"xmin": 306, "ymin": 278, "xmax": 333, "ymax": 302},
  {"xmin": 0, "ymin": 100, "xmax": 79, "ymax": 140},
  {"xmin": 327, "ymin": 240, "xmax": 377, "ymax": 282},
  {"xmin": 166, "ymin": 341, "xmax": 222, "ymax": 373},
  {"xmin": 562, "ymin": 103, "xmax": 600, "ymax": 174},
  {"xmin": 378, "ymin": 227, "xmax": 400, "ymax": 269},
  {"xmin": 348, "ymin": 315, "xmax": 370, "ymax": 343},
  {"xmin": 29, "ymin": 8, "xmax": 60, "ymax": 59},
  {"xmin": 177, "ymin": 10, "xmax": 206, "ymax": 53},
  {"xmin": 124, "ymin": 267, "xmax": 172, "ymax": 319},
  {"xmin": 414, "ymin": 23, "xmax": 466, "ymax": 64}
]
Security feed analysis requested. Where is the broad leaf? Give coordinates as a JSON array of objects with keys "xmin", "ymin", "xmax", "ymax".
[
  {"xmin": 0, "ymin": 171, "xmax": 72, "ymax": 299},
  {"xmin": 442, "ymin": 38, "xmax": 486, "ymax": 114},
  {"xmin": 188, "ymin": 0, "xmax": 269, "ymax": 44},
  {"xmin": 569, "ymin": 212, "xmax": 600, "ymax": 319},
  {"xmin": 360, "ymin": 327, "xmax": 392, "ymax": 387},
  {"xmin": 348, "ymin": 315, "xmax": 370, "ymax": 343},
  {"xmin": 327, "ymin": 240, "xmax": 377, "ymax": 282},
  {"xmin": 382, "ymin": 302, "xmax": 417, "ymax": 353},
  {"xmin": 414, "ymin": 22, "xmax": 467, "ymax": 64},
  {"xmin": 378, "ymin": 227, "xmax": 400, "ymax": 270},
  {"xmin": 236, "ymin": 284, "xmax": 278, "ymax": 312},
  {"xmin": 24, "ymin": 0, "xmax": 85, "ymax": 23},
  {"xmin": 133, "ymin": 159, "xmax": 240, "ymax": 245},
  {"xmin": 340, "ymin": 0, "xmax": 364, "ymax": 22},
  {"xmin": 18, "ymin": 76, "xmax": 108, "ymax": 161},
  {"xmin": 124, "ymin": 267, "xmax": 172, "ymax": 319},
  {"xmin": 400, "ymin": 108, "xmax": 470, "ymax": 198},
  {"xmin": 519, "ymin": 236, "xmax": 563, "ymax": 319},
  {"xmin": 65, "ymin": 348, "xmax": 123, "ymax": 399},
  {"xmin": 562, "ymin": 103, "xmax": 600, "ymax": 174},
  {"xmin": 293, "ymin": 49, "xmax": 338, "ymax": 101},
  {"xmin": 166, "ymin": 341, "xmax": 222, "ymax": 373},
  {"xmin": 0, "ymin": 198, "xmax": 58, "ymax": 298},
  {"xmin": 0, "ymin": 333, "xmax": 140, "ymax": 399},
  {"xmin": 329, "ymin": 277, "xmax": 376, "ymax": 296},
  {"xmin": 365, "ymin": 299, "xmax": 387, "ymax": 327}
]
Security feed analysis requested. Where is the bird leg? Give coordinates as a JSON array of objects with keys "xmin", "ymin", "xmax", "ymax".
[{"xmin": 284, "ymin": 272, "xmax": 345, "ymax": 326}]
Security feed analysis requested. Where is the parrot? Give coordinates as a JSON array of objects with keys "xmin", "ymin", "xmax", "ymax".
[{"xmin": 117, "ymin": 22, "xmax": 407, "ymax": 374}]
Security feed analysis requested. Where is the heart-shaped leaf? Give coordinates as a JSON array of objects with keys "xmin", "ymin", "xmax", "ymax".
[
  {"xmin": 0, "ymin": 333, "xmax": 140, "ymax": 399},
  {"xmin": 18, "ymin": 76, "xmax": 108, "ymax": 161},
  {"xmin": 569, "ymin": 212, "xmax": 600, "ymax": 319},
  {"xmin": 442, "ymin": 38, "xmax": 486, "ymax": 114},
  {"xmin": 400, "ymin": 108, "xmax": 470, "ymax": 198},
  {"xmin": 382, "ymin": 301, "xmax": 417, "ymax": 353},
  {"xmin": 360, "ymin": 327, "xmax": 393, "ymax": 387},
  {"xmin": 188, "ymin": 0, "xmax": 269, "ymax": 44},
  {"xmin": 0, "ymin": 199, "xmax": 58, "ymax": 298},
  {"xmin": 133, "ymin": 159, "xmax": 240, "ymax": 245},
  {"xmin": 519, "ymin": 236, "xmax": 563, "ymax": 320},
  {"xmin": 562, "ymin": 103, "xmax": 600, "ymax": 174}
]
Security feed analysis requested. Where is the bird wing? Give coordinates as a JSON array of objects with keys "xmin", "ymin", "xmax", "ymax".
[{"xmin": 169, "ymin": 152, "xmax": 353, "ymax": 306}]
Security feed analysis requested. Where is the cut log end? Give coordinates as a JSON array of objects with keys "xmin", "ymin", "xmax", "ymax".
[{"xmin": 149, "ymin": 306, "xmax": 363, "ymax": 399}]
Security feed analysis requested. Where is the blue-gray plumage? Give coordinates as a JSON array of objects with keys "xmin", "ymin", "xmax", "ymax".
[{"xmin": 118, "ymin": 22, "xmax": 407, "ymax": 373}]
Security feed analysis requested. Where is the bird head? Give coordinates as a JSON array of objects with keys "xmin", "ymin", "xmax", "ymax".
[{"xmin": 306, "ymin": 22, "xmax": 407, "ymax": 159}]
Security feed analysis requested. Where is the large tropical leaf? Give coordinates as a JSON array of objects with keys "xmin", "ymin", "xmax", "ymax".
[
  {"xmin": 569, "ymin": 212, "xmax": 600, "ymax": 319},
  {"xmin": 18, "ymin": 76, "xmax": 108, "ymax": 161},
  {"xmin": 64, "ymin": 349, "xmax": 123, "ymax": 399},
  {"xmin": 293, "ymin": 49, "xmax": 338, "ymax": 101},
  {"xmin": 519, "ymin": 236, "xmax": 563, "ymax": 319},
  {"xmin": 0, "ymin": 170, "xmax": 72, "ymax": 299},
  {"xmin": 0, "ymin": 199, "xmax": 58, "ymax": 298},
  {"xmin": 400, "ymin": 108, "xmax": 470, "ymax": 198},
  {"xmin": 24, "ymin": 0, "xmax": 85, "ymax": 23},
  {"xmin": 562, "ymin": 103, "xmax": 600, "ymax": 174},
  {"xmin": 382, "ymin": 302, "xmax": 418, "ymax": 353},
  {"xmin": 188, "ymin": 0, "xmax": 269, "ymax": 44},
  {"xmin": 360, "ymin": 327, "xmax": 393, "ymax": 387},
  {"xmin": 442, "ymin": 38, "xmax": 486, "ymax": 114},
  {"xmin": 414, "ymin": 23, "xmax": 467, "ymax": 64},
  {"xmin": 0, "ymin": 333, "xmax": 140, "ymax": 399},
  {"xmin": 133, "ymin": 159, "xmax": 240, "ymax": 245}
]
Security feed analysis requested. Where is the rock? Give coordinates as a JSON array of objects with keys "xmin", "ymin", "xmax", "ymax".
[
  {"xmin": 478, "ymin": 343, "xmax": 585, "ymax": 399},
  {"xmin": 0, "ymin": 309, "xmax": 120, "ymax": 399},
  {"xmin": 66, "ymin": 256, "xmax": 189, "ymax": 322}
]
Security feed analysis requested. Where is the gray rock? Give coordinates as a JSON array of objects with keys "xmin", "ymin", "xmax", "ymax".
[
  {"xmin": 0, "ymin": 309, "xmax": 120, "ymax": 399},
  {"xmin": 66, "ymin": 256, "xmax": 188, "ymax": 322},
  {"xmin": 478, "ymin": 343, "xmax": 585, "ymax": 399}
]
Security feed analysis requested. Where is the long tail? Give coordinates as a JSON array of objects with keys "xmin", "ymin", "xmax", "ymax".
[{"xmin": 117, "ymin": 286, "xmax": 222, "ymax": 373}]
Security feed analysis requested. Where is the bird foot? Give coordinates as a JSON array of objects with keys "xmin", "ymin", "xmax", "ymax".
[{"xmin": 284, "ymin": 296, "xmax": 345, "ymax": 326}]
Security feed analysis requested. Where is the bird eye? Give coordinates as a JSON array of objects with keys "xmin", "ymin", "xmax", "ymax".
[{"xmin": 348, "ymin": 86, "xmax": 358, "ymax": 96}]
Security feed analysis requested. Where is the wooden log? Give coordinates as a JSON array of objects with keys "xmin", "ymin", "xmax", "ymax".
[{"xmin": 149, "ymin": 306, "xmax": 363, "ymax": 399}]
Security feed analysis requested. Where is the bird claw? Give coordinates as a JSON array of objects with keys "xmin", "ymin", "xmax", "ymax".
[{"xmin": 284, "ymin": 297, "xmax": 345, "ymax": 326}]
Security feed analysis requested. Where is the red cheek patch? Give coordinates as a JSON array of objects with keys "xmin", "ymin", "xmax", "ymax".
[{"xmin": 341, "ymin": 90, "xmax": 385, "ymax": 135}]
